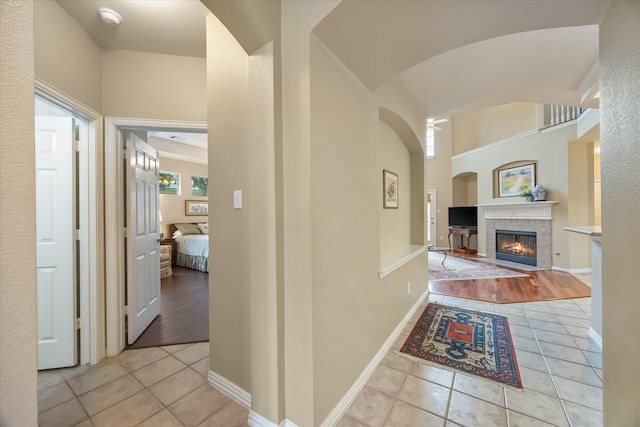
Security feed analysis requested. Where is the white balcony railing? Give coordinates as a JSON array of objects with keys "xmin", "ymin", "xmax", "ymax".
[{"xmin": 542, "ymin": 104, "xmax": 585, "ymax": 129}]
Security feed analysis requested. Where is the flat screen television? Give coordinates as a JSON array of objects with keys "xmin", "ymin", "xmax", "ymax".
[{"xmin": 448, "ymin": 206, "xmax": 477, "ymax": 229}]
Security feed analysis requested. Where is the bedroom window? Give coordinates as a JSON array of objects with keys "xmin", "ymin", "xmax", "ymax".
[
  {"xmin": 159, "ymin": 171, "xmax": 180, "ymax": 195},
  {"xmin": 191, "ymin": 176, "xmax": 208, "ymax": 197}
]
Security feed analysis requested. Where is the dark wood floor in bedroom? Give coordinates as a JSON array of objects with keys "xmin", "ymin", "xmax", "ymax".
[
  {"xmin": 128, "ymin": 266, "xmax": 209, "ymax": 349},
  {"xmin": 429, "ymin": 251, "xmax": 592, "ymax": 304}
]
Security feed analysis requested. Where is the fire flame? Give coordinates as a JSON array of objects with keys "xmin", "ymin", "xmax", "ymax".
[{"xmin": 503, "ymin": 235, "xmax": 529, "ymax": 256}]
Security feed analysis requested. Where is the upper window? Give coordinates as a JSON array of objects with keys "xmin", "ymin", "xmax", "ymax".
[
  {"xmin": 191, "ymin": 176, "xmax": 208, "ymax": 197},
  {"xmin": 426, "ymin": 119, "xmax": 435, "ymax": 158},
  {"xmin": 159, "ymin": 171, "xmax": 179, "ymax": 195}
]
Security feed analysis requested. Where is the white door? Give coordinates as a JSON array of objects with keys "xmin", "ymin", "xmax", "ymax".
[
  {"xmin": 125, "ymin": 132, "xmax": 161, "ymax": 344},
  {"xmin": 36, "ymin": 116, "xmax": 76, "ymax": 369},
  {"xmin": 427, "ymin": 189, "xmax": 437, "ymax": 247}
]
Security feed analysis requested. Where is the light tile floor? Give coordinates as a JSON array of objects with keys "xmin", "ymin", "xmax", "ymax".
[
  {"xmin": 39, "ymin": 287, "xmax": 601, "ymax": 427},
  {"xmin": 37, "ymin": 342, "xmax": 249, "ymax": 427},
  {"xmin": 338, "ymin": 292, "xmax": 602, "ymax": 427}
]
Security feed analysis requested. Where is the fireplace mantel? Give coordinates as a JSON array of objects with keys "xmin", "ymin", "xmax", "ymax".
[{"xmin": 477, "ymin": 201, "xmax": 558, "ymax": 220}]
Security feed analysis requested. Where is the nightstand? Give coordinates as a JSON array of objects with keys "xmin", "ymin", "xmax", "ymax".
[{"xmin": 160, "ymin": 238, "xmax": 177, "ymax": 265}]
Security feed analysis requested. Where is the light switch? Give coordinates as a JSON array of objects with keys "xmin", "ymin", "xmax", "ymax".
[{"xmin": 234, "ymin": 190, "xmax": 242, "ymax": 209}]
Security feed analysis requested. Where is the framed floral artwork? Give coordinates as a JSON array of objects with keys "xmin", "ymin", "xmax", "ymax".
[{"xmin": 383, "ymin": 169, "xmax": 398, "ymax": 208}]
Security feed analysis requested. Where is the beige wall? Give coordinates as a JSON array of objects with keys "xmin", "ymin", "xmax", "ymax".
[
  {"xmin": 477, "ymin": 102, "xmax": 537, "ymax": 146},
  {"xmin": 206, "ymin": 13, "xmax": 251, "ymax": 396},
  {"xmin": 247, "ymin": 40, "xmax": 282, "ymax": 421},
  {"xmin": 103, "ymin": 49, "xmax": 206, "ymax": 121},
  {"xmin": 310, "ymin": 37, "xmax": 428, "ymax": 424},
  {"xmin": 158, "ymin": 157, "xmax": 208, "ymax": 237},
  {"xmin": 0, "ymin": 1, "xmax": 38, "ymax": 425},
  {"xmin": 567, "ymin": 141, "xmax": 594, "ymax": 269},
  {"xmin": 452, "ymin": 103, "xmax": 537, "ymax": 155},
  {"xmin": 593, "ymin": 141, "xmax": 601, "ymax": 226},
  {"xmin": 34, "ymin": 0, "xmax": 206, "ymax": 123},
  {"xmin": 379, "ymin": 120, "xmax": 412, "ymax": 254},
  {"xmin": 452, "ymin": 111, "xmax": 478, "ymax": 155},
  {"xmin": 34, "ymin": 0, "xmax": 103, "ymax": 113},
  {"xmin": 600, "ymin": 1, "xmax": 640, "ymax": 424},
  {"xmin": 280, "ymin": 2, "xmax": 340, "ymax": 424},
  {"xmin": 373, "ymin": 78, "xmax": 427, "ymax": 148},
  {"xmin": 452, "ymin": 173, "xmax": 478, "ymax": 207},
  {"xmin": 205, "ymin": 4, "xmax": 427, "ymax": 424}
]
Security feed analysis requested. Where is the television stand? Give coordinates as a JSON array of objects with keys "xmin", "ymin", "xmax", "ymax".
[{"xmin": 448, "ymin": 227, "xmax": 478, "ymax": 254}]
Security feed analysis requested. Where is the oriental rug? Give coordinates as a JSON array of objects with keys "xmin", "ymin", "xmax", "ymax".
[
  {"xmin": 429, "ymin": 252, "xmax": 529, "ymax": 281},
  {"xmin": 399, "ymin": 303, "xmax": 523, "ymax": 389}
]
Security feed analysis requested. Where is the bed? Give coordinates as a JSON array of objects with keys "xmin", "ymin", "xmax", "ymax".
[{"xmin": 169, "ymin": 222, "xmax": 209, "ymax": 273}]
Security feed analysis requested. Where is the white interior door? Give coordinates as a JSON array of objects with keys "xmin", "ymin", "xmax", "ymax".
[
  {"xmin": 125, "ymin": 132, "xmax": 161, "ymax": 344},
  {"xmin": 36, "ymin": 115, "xmax": 76, "ymax": 369},
  {"xmin": 427, "ymin": 189, "xmax": 436, "ymax": 247}
]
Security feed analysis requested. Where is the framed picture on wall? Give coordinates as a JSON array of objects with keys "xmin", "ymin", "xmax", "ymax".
[
  {"xmin": 498, "ymin": 163, "xmax": 536, "ymax": 198},
  {"xmin": 383, "ymin": 169, "xmax": 399, "ymax": 209},
  {"xmin": 185, "ymin": 200, "xmax": 208, "ymax": 216}
]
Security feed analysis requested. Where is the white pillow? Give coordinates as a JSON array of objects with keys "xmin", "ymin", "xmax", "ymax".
[
  {"xmin": 173, "ymin": 230, "xmax": 182, "ymax": 238},
  {"xmin": 197, "ymin": 223, "xmax": 209, "ymax": 235}
]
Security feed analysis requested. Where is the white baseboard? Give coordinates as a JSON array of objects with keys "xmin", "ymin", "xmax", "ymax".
[
  {"xmin": 208, "ymin": 370, "xmax": 251, "ymax": 409},
  {"xmin": 248, "ymin": 411, "xmax": 275, "ymax": 427},
  {"xmin": 247, "ymin": 411, "xmax": 299, "ymax": 427},
  {"xmin": 588, "ymin": 327, "xmax": 603, "ymax": 350},
  {"xmin": 569, "ymin": 268, "xmax": 592, "ymax": 274},
  {"xmin": 551, "ymin": 266, "xmax": 592, "ymax": 275},
  {"xmin": 207, "ymin": 372, "xmax": 299, "ymax": 427},
  {"xmin": 211, "ymin": 291, "xmax": 431, "ymax": 427},
  {"xmin": 319, "ymin": 289, "xmax": 430, "ymax": 427}
]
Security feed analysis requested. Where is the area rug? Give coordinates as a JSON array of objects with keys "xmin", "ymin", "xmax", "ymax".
[
  {"xmin": 399, "ymin": 303, "xmax": 523, "ymax": 389},
  {"xmin": 429, "ymin": 252, "xmax": 529, "ymax": 281}
]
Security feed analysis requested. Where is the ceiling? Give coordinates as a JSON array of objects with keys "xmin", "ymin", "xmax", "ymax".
[
  {"xmin": 55, "ymin": 0, "xmax": 211, "ymax": 158},
  {"xmin": 314, "ymin": 0, "xmax": 609, "ymax": 118},
  {"xmin": 56, "ymin": 0, "xmax": 608, "ymax": 121},
  {"xmin": 56, "ymin": 0, "xmax": 209, "ymax": 58}
]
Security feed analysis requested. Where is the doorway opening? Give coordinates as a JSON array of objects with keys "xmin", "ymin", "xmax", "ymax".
[{"xmin": 104, "ymin": 118, "xmax": 209, "ymax": 357}]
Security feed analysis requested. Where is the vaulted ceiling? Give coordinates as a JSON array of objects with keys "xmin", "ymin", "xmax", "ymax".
[{"xmin": 56, "ymin": 0, "xmax": 609, "ymax": 119}]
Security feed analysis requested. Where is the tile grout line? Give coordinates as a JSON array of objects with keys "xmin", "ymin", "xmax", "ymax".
[
  {"xmin": 39, "ymin": 344, "xmax": 212, "ymax": 427},
  {"xmin": 526, "ymin": 308, "xmax": 575, "ymax": 427},
  {"xmin": 75, "ymin": 347, "xmax": 174, "ymax": 426}
]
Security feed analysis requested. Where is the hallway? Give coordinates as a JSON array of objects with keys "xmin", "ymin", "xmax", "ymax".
[
  {"xmin": 338, "ymin": 293, "xmax": 602, "ymax": 426},
  {"xmin": 37, "ymin": 342, "xmax": 248, "ymax": 426},
  {"xmin": 38, "ymin": 290, "xmax": 601, "ymax": 426}
]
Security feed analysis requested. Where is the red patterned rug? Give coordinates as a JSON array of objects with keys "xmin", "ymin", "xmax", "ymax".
[{"xmin": 399, "ymin": 303, "xmax": 523, "ymax": 389}]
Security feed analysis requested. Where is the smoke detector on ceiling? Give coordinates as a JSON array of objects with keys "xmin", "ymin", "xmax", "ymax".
[{"xmin": 98, "ymin": 7, "xmax": 122, "ymax": 26}]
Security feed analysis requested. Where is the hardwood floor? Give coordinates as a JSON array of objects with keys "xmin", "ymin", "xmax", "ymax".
[
  {"xmin": 127, "ymin": 253, "xmax": 587, "ymax": 347},
  {"xmin": 429, "ymin": 252, "xmax": 591, "ymax": 304},
  {"xmin": 128, "ymin": 266, "xmax": 209, "ymax": 348}
]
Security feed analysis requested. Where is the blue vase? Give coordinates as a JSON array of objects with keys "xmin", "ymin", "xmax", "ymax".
[{"xmin": 532, "ymin": 183, "xmax": 546, "ymax": 201}]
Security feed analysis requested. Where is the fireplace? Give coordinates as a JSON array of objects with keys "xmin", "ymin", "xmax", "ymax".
[
  {"xmin": 496, "ymin": 230, "xmax": 537, "ymax": 266},
  {"xmin": 481, "ymin": 201, "xmax": 555, "ymax": 269}
]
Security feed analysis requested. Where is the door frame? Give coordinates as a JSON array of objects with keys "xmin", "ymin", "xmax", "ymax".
[
  {"xmin": 104, "ymin": 117, "xmax": 207, "ymax": 356},
  {"xmin": 427, "ymin": 189, "xmax": 437, "ymax": 247},
  {"xmin": 35, "ymin": 78, "xmax": 104, "ymax": 365}
]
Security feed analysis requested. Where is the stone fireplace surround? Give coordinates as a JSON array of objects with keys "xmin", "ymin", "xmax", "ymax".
[{"xmin": 479, "ymin": 202, "xmax": 557, "ymax": 269}]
